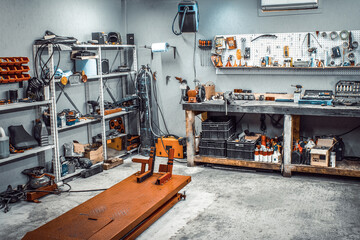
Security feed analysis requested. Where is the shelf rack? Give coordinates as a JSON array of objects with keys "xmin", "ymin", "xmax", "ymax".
[
  {"xmin": 0, "ymin": 100, "xmax": 52, "ymax": 112},
  {"xmin": 32, "ymin": 43, "xmax": 139, "ymax": 182},
  {"xmin": 0, "ymin": 145, "xmax": 55, "ymax": 166}
]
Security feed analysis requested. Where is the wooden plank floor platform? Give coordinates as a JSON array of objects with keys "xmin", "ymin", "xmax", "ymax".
[
  {"xmin": 290, "ymin": 164, "xmax": 360, "ymax": 177},
  {"xmin": 23, "ymin": 173, "xmax": 191, "ymax": 240},
  {"xmin": 195, "ymin": 156, "xmax": 281, "ymax": 171}
]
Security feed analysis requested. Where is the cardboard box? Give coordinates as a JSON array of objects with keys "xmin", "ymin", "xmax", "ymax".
[
  {"xmin": 84, "ymin": 144, "xmax": 104, "ymax": 164},
  {"xmin": 73, "ymin": 141, "xmax": 86, "ymax": 154},
  {"xmin": 310, "ymin": 138, "xmax": 335, "ymax": 167}
]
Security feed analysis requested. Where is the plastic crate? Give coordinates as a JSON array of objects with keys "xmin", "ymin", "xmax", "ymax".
[
  {"xmin": 0, "ymin": 57, "xmax": 29, "ymax": 66},
  {"xmin": 0, "ymin": 65, "xmax": 30, "ymax": 75},
  {"xmin": 202, "ymin": 116, "xmax": 235, "ymax": 131},
  {"xmin": 0, "ymin": 74, "xmax": 30, "ymax": 83},
  {"xmin": 227, "ymin": 149, "xmax": 254, "ymax": 160},
  {"xmin": 199, "ymin": 139, "xmax": 226, "ymax": 149},
  {"xmin": 227, "ymin": 140, "xmax": 257, "ymax": 151},
  {"xmin": 201, "ymin": 126, "xmax": 235, "ymax": 140},
  {"xmin": 199, "ymin": 146, "xmax": 226, "ymax": 157}
]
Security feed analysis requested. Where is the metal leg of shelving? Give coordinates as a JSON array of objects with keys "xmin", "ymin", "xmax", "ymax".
[
  {"xmin": 283, "ymin": 114, "xmax": 293, "ymax": 177},
  {"xmin": 48, "ymin": 45, "xmax": 61, "ymax": 182},
  {"xmin": 84, "ymin": 81, "xmax": 93, "ymax": 143},
  {"xmin": 98, "ymin": 47, "xmax": 108, "ymax": 161}
]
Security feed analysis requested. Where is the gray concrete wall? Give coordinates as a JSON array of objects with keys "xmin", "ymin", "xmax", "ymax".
[
  {"xmin": 0, "ymin": 0, "xmax": 126, "ymax": 191},
  {"xmin": 127, "ymin": 0, "xmax": 360, "ymax": 153}
]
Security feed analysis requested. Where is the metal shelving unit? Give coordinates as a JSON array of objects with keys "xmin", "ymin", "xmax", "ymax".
[
  {"xmin": 33, "ymin": 43, "xmax": 139, "ymax": 182},
  {"xmin": 57, "ymin": 118, "xmax": 100, "ymax": 132},
  {"xmin": 0, "ymin": 100, "xmax": 52, "ymax": 112},
  {"xmin": 0, "ymin": 145, "xmax": 55, "ymax": 166}
]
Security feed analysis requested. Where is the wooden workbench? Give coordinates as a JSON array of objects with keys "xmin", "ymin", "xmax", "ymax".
[
  {"xmin": 23, "ymin": 173, "xmax": 191, "ymax": 240},
  {"xmin": 183, "ymin": 100, "xmax": 360, "ymax": 177}
]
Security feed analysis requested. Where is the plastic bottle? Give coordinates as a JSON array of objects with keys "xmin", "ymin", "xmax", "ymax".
[
  {"xmin": 272, "ymin": 151, "xmax": 279, "ymax": 163},
  {"xmin": 263, "ymin": 148, "xmax": 268, "ymax": 162},
  {"xmin": 0, "ymin": 127, "xmax": 10, "ymax": 159},
  {"xmin": 330, "ymin": 151, "xmax": 336, "ymax": 168},
  {"xmin": 269, "ymin": 147, "xmax": 274, "ymax": 163},
  {"xmin": 259, "ymin": 147, "xmax": 263, "ymax": 162},
  {"xmin": 254, "ymin": 146, "xmax": 260, "ymax": 162}
]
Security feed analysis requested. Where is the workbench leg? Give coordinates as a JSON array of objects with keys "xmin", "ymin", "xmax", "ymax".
[
  {"xmin": 186, "ymin": 110, "xmax": 196, "ymax": 167},
  {"xmin": 283, "ymin": 114, "xmax": 293, "ymax": 177}
]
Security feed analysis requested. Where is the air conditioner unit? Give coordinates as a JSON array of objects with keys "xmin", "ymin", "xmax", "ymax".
[{"xmin": 261, "ymin": 0, "xmax": 318, "ymax": 11}]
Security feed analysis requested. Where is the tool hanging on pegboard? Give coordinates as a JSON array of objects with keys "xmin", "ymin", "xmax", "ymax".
[
  {"xmin": 109, "ymin": 118, "xmax": 125, "ymax": 133},
  {"xmin": 198, "ymin": 39, "xmax": 212, "ymax": 67}
]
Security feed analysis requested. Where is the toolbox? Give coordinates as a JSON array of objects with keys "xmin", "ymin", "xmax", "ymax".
[{"xmin": 199, "ymin": 139, "xmax": 226, "ymax": 157}]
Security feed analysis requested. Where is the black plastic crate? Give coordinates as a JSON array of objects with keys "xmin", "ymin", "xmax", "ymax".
[
  {"xmin": 227, "ymin": 149, "xmax": 254, "ymax": 160},
  {"xmin": 199, "ymin": 139, "xmax": 226, "ymax": 149},
  {"xmin": 201, "ymin": 126, "xmax": 235, "ymax": 140},
  {"xmin": 199, "ymin": 146, "xmax": 226, "ymax": 157},
  {"xmin": 202, "ymin": 117, "xmax": 235, "ymax": 131},
  {"xmin": 227, "ymin": 140, "xmax": 257, "ymax": 151}
]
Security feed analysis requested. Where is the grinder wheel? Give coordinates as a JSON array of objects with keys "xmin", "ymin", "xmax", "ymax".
[{"xmin": 197, "ymin": 85, "xmax": 206, "ymax": 102}]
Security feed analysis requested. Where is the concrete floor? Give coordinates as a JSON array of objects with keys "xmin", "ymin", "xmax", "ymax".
[{"xmin": 1, "ymin": 155, "xmax": 360, "ymax": 240}]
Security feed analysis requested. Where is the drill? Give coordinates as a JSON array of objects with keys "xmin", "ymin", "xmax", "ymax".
[{"xmin": 87, "ymin": 101, "xmax": 99, "ymax": 115}]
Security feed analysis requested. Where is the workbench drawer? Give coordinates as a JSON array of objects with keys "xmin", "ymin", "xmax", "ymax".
[
  {"xmin": 227, "ymin": 149, "xmax": 254, "ymax": 160},
  {"xmin": 202, "ymin": 117, "xmax": 235, "ymax": 131}
]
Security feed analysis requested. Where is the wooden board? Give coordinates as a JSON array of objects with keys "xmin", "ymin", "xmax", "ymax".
[
  {"xmin": 183, "ymin": 101, "xmax": 360, "ymax": 118},
  {"xmin": 290, "ymin": 164, "xmax": 360, "ymax": 178},
  {"xmin": 23, "ymin": 173, "xmax": 191, "ymax": 240},
  {"xmin": 194, "ymin": 156, "xmax": 281, "ymax": 171},
  {"xmin": 103, "ymin": 158, "xmax": 123, "ymax": 170}
]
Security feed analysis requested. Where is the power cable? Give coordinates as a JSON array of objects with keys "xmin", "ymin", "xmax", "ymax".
[
  {"xmin": 338, "ymin": 124, "xmax": 360, "ymax": 137},
  {"xmin": 193, "ymin": 32, "xmax": 197, "ymax": 81}
]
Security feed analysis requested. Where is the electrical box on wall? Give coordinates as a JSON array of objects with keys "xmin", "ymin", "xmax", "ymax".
[
  {"xmin": 178, "ymin": 1, "xmax": 199, "ymax": 32},
  {"xmin": 172, "ymin": 0, "xmax": 199, "ymax": 35}
]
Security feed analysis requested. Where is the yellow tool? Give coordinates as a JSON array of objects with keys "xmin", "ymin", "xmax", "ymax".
[
  {"xmin": 284, "ymin": 46, "xmax": 289, "ymax": 58},
  {"xmin": 236, "ymin": 49, "xmax": 242, "ymax": 66},
  {"xmin": 60, "ymin": 76, "xmax": 68, "ymax": 86}
]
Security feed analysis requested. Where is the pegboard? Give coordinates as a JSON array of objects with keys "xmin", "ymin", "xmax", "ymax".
[{"xmin": 213, "ymin": 30, "xmax": 360, "ymax": 75}]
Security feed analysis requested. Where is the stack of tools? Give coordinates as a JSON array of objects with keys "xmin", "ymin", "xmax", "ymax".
[
  {"xmin": 115, "ymin": 95, "xmax": 139, "ymax": 111},
  {"xmin": 57, "ymin": 109, "xmax": 80, "ymax": 127},
  {"xmin": 0, "ymin": 57, "xmax": 31, "ymax": 83},
  {"xmin": 127, "ymin": 134, "xmax": 140, "ymax": 151},
  {"xmin": 198, "ymin": 39, "xmax": 212, "ymax": 67}
]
